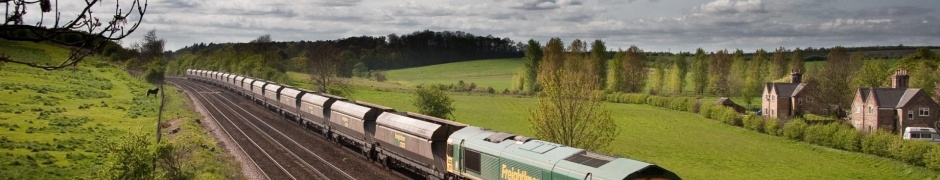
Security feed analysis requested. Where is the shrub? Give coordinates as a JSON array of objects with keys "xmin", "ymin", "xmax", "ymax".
[
  {"xmin": 861, "ymin": 131, "xmax": 896, "ymax": 157},
  {"xmin": 924, "ymin": 147, "xmax": 940, "ymax": 170},
  {"xmin": 897, "ymin": 140, "xmax": 934, "ymax": 166},
  {"xmin": 804, "ymin": 123, "xmax": 840, "ymax": 148},
  {"xmin": 782, "ymin": 118, "xmax": 808, "ymax": 140},
  {"xmin": 764, "ymin": 118, "xmax": 780, "ymax": 136},
  {"xmin": 373, "ymin": 71, "xmax": 387, "ymax": 82},
  {"xmin": 832, "ymin": 126, "xmax": 861, "ymax": 151},
  {"xmin": 742, "ymin": 115, "xmax": 763, "ymax": 132}
]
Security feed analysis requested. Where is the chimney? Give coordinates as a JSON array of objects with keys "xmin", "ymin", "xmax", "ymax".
[
  {"xmin": 791, "ymin": 70, "xmax": 802, "ymax": 84},
  {"xmin": 892, "ymin": 69, "xmax": 909, "ymax": 89}
]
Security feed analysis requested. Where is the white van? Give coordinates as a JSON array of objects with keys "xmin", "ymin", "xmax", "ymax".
[{"xmin": 903, "ymin": 127, "xmax": 940, "ymax": 142}]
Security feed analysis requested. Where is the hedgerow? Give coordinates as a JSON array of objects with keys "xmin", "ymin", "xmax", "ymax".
[{"xmin": 603, "ymin": 92, "xmax": 940, "ymax": 171}]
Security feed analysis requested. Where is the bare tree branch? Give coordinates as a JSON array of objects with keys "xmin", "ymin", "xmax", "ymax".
[{"xmin": 1, "ymin": 0, "xmax": 147, "ymax": 70}]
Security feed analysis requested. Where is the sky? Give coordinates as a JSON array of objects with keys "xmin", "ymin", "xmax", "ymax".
[{"xmin": 59, "ymin": 0, "xmax": 940, "ymax": 52}]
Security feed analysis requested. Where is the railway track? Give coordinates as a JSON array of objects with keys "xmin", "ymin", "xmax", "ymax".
[{"xmin": 169, "ymin": 78, "xmax": 406, "ymax": 180}]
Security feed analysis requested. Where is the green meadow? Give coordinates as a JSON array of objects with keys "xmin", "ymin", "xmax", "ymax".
[
  {"xmin": 0, "ymin": 40, "xmax": 239, "ymax": 179},
  {"xmin": 383, "ymin": 58, "xmax": 522, "ymax": 91},
  {"xmin": 280, "ymin": 57, "xmax": 940, "ymax": 179}
]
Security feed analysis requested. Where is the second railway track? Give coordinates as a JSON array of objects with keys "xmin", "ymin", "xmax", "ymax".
[{"xmin": 170, "ymin": 78, "xmax": 406, "ymax": 180}]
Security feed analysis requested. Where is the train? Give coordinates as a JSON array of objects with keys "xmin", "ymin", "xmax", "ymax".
[{"xmin": 185, "ymin": 69, "xmax": 681, "ymax": 180}]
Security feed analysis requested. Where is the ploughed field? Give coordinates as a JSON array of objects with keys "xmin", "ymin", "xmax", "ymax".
[
  {"xmin": 170, "ymin": 78, "xmax": 409, "ymax": 180},
  {"xmin": 282, "ymin": 58, "xmax": 940, "ymax": 179},
  {"xmin": 0, "ymin": 40, "xmax": 239, "ymax": 179}
]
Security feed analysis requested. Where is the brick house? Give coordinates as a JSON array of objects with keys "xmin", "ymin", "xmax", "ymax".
[
  {"xmin": 850, "ymin": 70, "xmax": 940, "ymax": 133},
  {"xmin": 762, "ymin": 71, "xmax": 827, "ymax": 121}
]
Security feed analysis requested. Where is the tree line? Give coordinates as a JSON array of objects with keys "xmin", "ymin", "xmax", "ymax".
[
  {"xmin": 517, "ymin": 38, "xmax": 940, "ymax": 117},
  {"xmin": 168, "ymin": 30, "xmax": 522, "ymax": 75}
]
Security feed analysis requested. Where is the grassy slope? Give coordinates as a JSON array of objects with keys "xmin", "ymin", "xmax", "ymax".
[
  {"xmin": 0, "ymin": 40, "xmax": 239, "ymax": 179},
  {"xmin": 349, "ymin": 89, "xmax": 938, "ymax": 179},
  {"xmin": 279, "ymin": 57, "xmax": 936, "ymax": 178},
  {"xmin": 383, "ymin": 58, "xmax": 522, "ymax": 91}
]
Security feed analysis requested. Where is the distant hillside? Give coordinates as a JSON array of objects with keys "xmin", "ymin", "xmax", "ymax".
[{"xmin": 384, "ymin": 58, "xmax": 522, "ymax": 91}]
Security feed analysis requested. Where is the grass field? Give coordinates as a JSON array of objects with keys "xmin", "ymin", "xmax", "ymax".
[
  {"xmin": 383, "ymin": 58, "xmax": 522, "ymax": 91},
  {"xmin": 277, "ymin": 54, "xmax": 939, "ymax": 179},
  {"xmin": 346, "ymin": 89, "xmax": 939, "ymax": 179},
  {"xmin": 0, "ymin": 40, "xmax": 239, "ymax": 179}
]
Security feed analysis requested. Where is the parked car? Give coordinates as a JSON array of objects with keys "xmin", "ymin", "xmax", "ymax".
[{"xmin": 903, "ymin": 127, "xmax": 940, "ymax": 143}]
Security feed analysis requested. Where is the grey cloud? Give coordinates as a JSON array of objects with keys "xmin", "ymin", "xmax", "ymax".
[
  {"xmin": 856, "ymin": 6, "xmax": 935, "ymax": 18},
  {"xmin": 693, "ymin": 0, "xmax": 766, "ymax": 15},
  {"xmin": 509, "ymin": 0, "xmax": 582, "ymax": 10},
  {"xmin": 317, "ymin": 0, "xmax": 362, "ymax": 7}
]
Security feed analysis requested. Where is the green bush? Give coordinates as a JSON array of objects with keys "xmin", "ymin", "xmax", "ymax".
[
  {"xmin": 782, "ymin": 118, "xmax": 808, "ymax": 140},
  {"xmin": 897, "ymin": 140, "xmax": 934, "ymax": 166},
  {"xmin": 764, "ymin": 118, "xmax": 780, "ymax": 136},
  {"xmin": 832, "ymin": 126, "xmax": 861, "ymax": 151},
  {"xmin": 861, "ymin": 131, "xmax": 896, "ymax": 157},
  {"xmin": 924, "ymin": 147, "xmax": 940, "ymax": 170},
  {"xmin": 742, "ymin": 115, "xmax": 763, "ymax": 132},
  {"xmin": 804, "ymin": 123, "xmax": 840, "ymax": 148}
]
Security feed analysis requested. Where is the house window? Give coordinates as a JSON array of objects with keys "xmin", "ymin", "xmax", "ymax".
[
  {"xmin": 921, "ymin": 108, "xmax": 930, "ymax": 116},
  {"xmin": 868, "ymin": 126, "xmax": 873, "ymax": 132},
  {"xmin": 798, "ymin": 98, "xmax": 803, "ymax": 105},
  {"xmin": 868, "ymin": 106, "xmax": 873, "ymax": 114},
  {"xmin": 855, "ymin": 106, "xmax": 860, "ymax": 114},
  {"xmin": 909, "ymin": 110, "xmax": 915, "ymax": 119}
]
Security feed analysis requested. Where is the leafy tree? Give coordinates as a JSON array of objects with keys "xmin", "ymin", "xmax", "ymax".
[
  {"xmin": 855, "ymin": 60, "xmax": 892, "ymax": 88},
  {"xmin": 95, "ymin": 132, "xmax": 157, "ymax": 180},
  {"xmin": 707, "ymin": 50, "xmax": 732, "ymax": 96},
  {"xmin": 690, "ymin": 48, "xmax": 709, "ymax": 95},
  {"xmin": 529, "ymin": 54, "xmax": 617, "ymax": 152},
  {"xmin": 896, "ymin": 48, "xmax": 939, "ymax": 98},
  {"xmin": 753, "ymin": 49, "xmax": 770, "ymax": 82},
  {"xmin": 619, "ymin": 46, "xmax": 647, "ymax": 93},
  {"xmin": 742, "ymin": 49, "xmax": 769, "ymax": 107},
  {"xmin": 790, "ymin": 48, "xmax": 805, "ymax": 72},
  {"xmin": 413, "ymin": 85, "xmax": 456, "ymax": 119},
  {"xmin": 0, "ymin": 0, "xmax": 146, "ymax": 70},
  {"xmin": 729, "ymin": 50, "xmax": 748, "ymax": 96},
  {"xmin": 808, "ymin": 47, "xmax": 862, "ymax": 114},
  {"xmin": 352, "ymin": 62, "xmax": 370, "ymax": 78},
  {"xmin": 770, "ymin": 47, "xmax": 790, "ymax": 79},
  {"xmin": 538, "ymin": 38, "xmax": 565, "ymax": 88},
  {"xmin": 606, "ymin": 50, "xmax": 625, "ymax": 92},
  {"xmin": 590, "ymin": 40, "xmax": 608, "ymax": 90},
  {"xmin": 522, "ymin": 39, "xmax": 543, "ymax": 92},
  {"xmin": 137, "ymin": 30, "xmax": 168, "ymax": 142},
  {"xmin": 667, "ymin": 54, "xmax": 689, "ymax": 94},
  {"xmin": 304, "ymin": 45, "xmax": 351, "ymax": 96},
  {"xmin": 649, "ymin": 57, "xmax": 668, "ymax": 95}
]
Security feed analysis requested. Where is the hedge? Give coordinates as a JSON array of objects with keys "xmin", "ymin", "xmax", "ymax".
[
  {"xmin": 742, "ymin": 115, "xmax": 764, "ymax": 133},
  {"xmin": 782, "ymin": 119, "xmax": 808, "ymax": 140},
  {"xmin": 603, "ymin": 92, "xmax": 940, "ymax": 171},
  {"xmin": 764, "ymin": 118, "xmax": 780, "ymax": 136}
]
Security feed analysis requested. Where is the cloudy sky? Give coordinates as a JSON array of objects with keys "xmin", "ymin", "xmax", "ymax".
[{"xmin": 114, "ymin": 0, "xmax": 939, "ymax": 52}]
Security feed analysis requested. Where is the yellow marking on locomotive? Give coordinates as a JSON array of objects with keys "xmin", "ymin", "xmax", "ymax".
[
  {"xmin": 501, "ymin": 164, "xmax": 538, "ymax": 180},
  {"xmin": 342, "ymin": 116, "xmax": 350, "ymax": 127},
  {"xmin": 446, "ymin": 139, "xmax": 454, "ymax": 173},
  {"xmin": 394, "ymin": 133, "xmax": 407, "ymax": 148}
]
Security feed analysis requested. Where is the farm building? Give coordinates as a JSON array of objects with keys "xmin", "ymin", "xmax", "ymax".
[
  {"xmin": 850, "ymin": 70, "xmax": 940, "ymax": 133},
  {"xmin": 761, "ymin": 71, "xmax": 827, "ymax": 121},
  {"xmin": 716, "ymin": 97, "xmax": 745, "ymax": 113}
]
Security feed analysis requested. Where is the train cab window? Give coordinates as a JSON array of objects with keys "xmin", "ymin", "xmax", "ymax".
[{"xmin": 463, "ymin": 149, "xmax": 481, "ymax": 174}]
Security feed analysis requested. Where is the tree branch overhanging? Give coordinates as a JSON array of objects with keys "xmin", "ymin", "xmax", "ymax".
[{"xmin": 1, "ymin": 0, "xmax": 147, "ymax": 70}]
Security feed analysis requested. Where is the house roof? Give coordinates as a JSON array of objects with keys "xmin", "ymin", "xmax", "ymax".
[
  {"xmin": 861, "ymin": 88, "xmax": 924, "ymax": 108},
  {"xmin": 766, "ymin": 83, "xmax": 803, "ymax": 97}
]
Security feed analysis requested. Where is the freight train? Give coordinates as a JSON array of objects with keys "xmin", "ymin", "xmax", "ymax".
[{"xmin": 186, "ymin": 69, "xmax": 680, "ymax": 180}]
